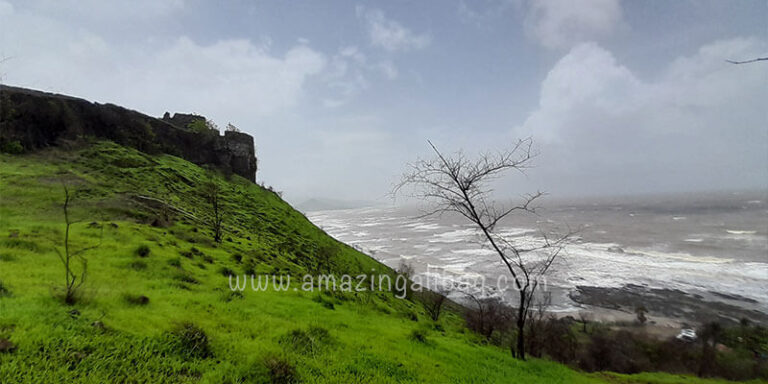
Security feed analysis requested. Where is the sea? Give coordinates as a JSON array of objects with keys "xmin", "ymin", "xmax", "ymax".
[{"xmin": 307, "ymin": 191, "xmax": 768, "ymax": 313}]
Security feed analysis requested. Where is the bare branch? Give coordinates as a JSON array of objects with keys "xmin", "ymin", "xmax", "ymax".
[
  {"xmin": 394, "ymin": 138, "xmax": 573, "ymax": 360},
  {"xmin": 726, "ymin": 57, "xmax": 768, "ymax": 65}
]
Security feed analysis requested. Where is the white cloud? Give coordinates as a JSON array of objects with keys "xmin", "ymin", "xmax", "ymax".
[
  {"xmin": 320, "ymin": 46, "xmax": 369, "ymax": 108},
  {"xmin": 458, "ymin": 0, "xmax": 518, "ymax": 27},
  {"xmin": 524, "ymin": 0, "xmax": 623, "ymax": 49},
  {"xmin": 17, "ymin": 0, "xmax": 185, "ymax": 20},
  {"xmin": 516, "ymin": 38, "xmax": 768, "ymax": 193},
  {"xmin": 377, "ymin": 61, "xmax": 399, "ymax": 80},
  {"xmin": 319, "ymin": 46, "xmax": 402, "ymax": 108},
  {"xmin": 0, "ymin": 2, "xmax": 326, "ymax": 120},
  {"xmin": 357, "ymin": 6, "xmax": 431, "ymax": 52},
  {"xmin": 0, "ymin": 1, "xmax": 13, "ymax": 16}
]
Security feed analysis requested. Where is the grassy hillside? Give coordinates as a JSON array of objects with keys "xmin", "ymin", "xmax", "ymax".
[{"xmin": 0, "ymin": 141, "xmax": 752, "ymax": 383}]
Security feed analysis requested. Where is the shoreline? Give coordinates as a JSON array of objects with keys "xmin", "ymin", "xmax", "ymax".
[{"xmin": 565, "ymin": 284, "xmax": 768, "ymax": 327}]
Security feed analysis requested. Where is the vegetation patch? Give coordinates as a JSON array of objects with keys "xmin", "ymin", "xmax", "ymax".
[
  {"xmin": 173, "ymin": 272, "xmax": 199, "ymax": 285},
  {"xmin": 347, "ymin": 353, "xmax": 416, "ymax": 382},
  {"xmin": 168, "ymin": 322, "xmax": 211, "ymax": 359},
  {"xmin": 0, "ymin": 281, "xmax": 11, "ymax": 298},
  {"xmin": 135, "ymin": 244, "xmax": 151, "ymax": 257},
  {"xmin": 263, "ymin": 355, "xmax": 299, "ymax": 384},
  {"xmin": 279, "ymin": 326, "xmax": 333, "ymax": 356},
  {"xmin": 127, "ymin": 260, "xmax": 147, "ymax": 271},
  {"xmin": 123, "ymin": 294, "xmax": 150, "ymax": 306},
  {"xmin": 0, "ymin": 239, "xmax": 39, "ymax": 252},
  {"xmin": 409, "ymin": 328, "xmax": 429, "ymax": 344}
]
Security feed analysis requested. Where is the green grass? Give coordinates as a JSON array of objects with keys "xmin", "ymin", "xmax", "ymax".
[{"xmin": 0, "ymin": 142, "xmax": 754, "ymax": 383}]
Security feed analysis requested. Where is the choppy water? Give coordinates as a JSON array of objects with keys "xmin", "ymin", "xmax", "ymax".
[{"xmin": 307, "ymin": 191, "xmax": 768, "ymax": 312}]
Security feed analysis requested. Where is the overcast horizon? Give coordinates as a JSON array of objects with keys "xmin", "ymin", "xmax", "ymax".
[{"xmin": 1, "ymin": 0, "xmax": 766, "ymax": 205}]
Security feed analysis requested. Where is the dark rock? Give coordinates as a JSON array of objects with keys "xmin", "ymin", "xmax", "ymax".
[
  {"xmin": 125, "ymin": 295, "xmax": 150, "ymax": 305},
  {"xmin": 150, "ymin": 218, "xmax": 170, "ymax": 228},
  {"xmin": 569, "ymin": 284, "xmax": 768, "ymax": 326},
  {"xmin": 708, "ymin": 290, "xmax": 759, "ymax": 304},
  {"xmin": 0, "ymin": 85, "xmax": 258, "ymax": 182}
]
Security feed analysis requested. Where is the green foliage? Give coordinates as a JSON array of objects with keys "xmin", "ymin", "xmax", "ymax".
[
  {"xmin": 0, "ymin": 140, "xmax": 24, "ymax": 154},
  {"xmin": 186, "ymin": 119, "xmax": 218, "ymax": 135}
]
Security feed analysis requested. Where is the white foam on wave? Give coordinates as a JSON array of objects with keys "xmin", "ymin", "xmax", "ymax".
[
  {"xmin": 553, "ymin": 240, "xmax": 768, "ymax": 308},
  {"xmin": 441, "ymin": 261, "xmax": 478, "ymax": 274},
  {"xmin": 726, "ymin": 230, "xmax": 757, "ymax": 235},
  {"xmin": 684, "ymin": 238, "xmax": 704, "ymax": 243},
  {"xmin": 623, "ymin": 248, "xmax": 732, "ymax": 263},
  {"xmin": 404, "ymin": 222, "xmax": 442, "ymax": 231},
  {"xmin": 451, "ymin": 248, "xmax": 498, "ymax": 257},
  {"xmin": 429, "ymin": 228, "xmax": 477, "ymax": 243},
  {"xmin": 497, "ymin": 227, "xmax": 536, "ymax": 237}
]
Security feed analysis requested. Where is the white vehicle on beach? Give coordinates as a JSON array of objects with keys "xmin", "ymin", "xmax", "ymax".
[{"xmin": 676, "ymin": 328, "xmax": 697, "ymax": 342}]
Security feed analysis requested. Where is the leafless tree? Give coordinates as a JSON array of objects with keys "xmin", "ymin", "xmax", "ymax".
[
  {"xmin": 202, "ymin": 180, "xmax": 224, "ymax": 243},
  {"xmin": 526, "ymin": 292, "xmax": 553, "ymax": 358},
  {"xmin": 313, "ymin": 243, "xmax": 339, "ymax": 275},
  {"xmin": 394, "ymin": 260, "xmax": 418, "ymax": 299},
  {"xmin": 635, "ymin": 305, "xmax": 648, "ymax": 325},
  {"xmin": 394, "ymin": 138, "xmax": 572, "ymax": 360},
  {"xmin": 464, "ymin": 293, "xmax": 514, "ymax": 341},
  {"xmin": 577, "ymin": 311, "xmax": 593, "ymax": 333},
  {"xmin": 418, "ymin": 288, "xmax": 448, "ymax": 322},
  {"xmin": 697, "ymin": 321, "xmax": 722, "ymax": 377},
  {"xmin": 55, "ymin": 182, "xmax": 102, "ymax": 305}
]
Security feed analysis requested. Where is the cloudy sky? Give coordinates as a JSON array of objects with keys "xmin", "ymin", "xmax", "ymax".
[{"xmin": 1, "ymin": 0, "xmax": 766, "ymax": 203}]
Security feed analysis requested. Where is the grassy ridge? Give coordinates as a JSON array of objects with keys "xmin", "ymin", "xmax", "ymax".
[{"xmin": 0, "ymin": 142, "xmax": 750, "ymax": 383}]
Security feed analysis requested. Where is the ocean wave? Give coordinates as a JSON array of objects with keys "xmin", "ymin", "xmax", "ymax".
[{"xmin": 726, "ymin": 230, "xmax": 757, "ymax": 235}]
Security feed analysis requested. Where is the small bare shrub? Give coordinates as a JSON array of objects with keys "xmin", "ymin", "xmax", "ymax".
[
  {"xmin": 123, "ymin": 294, "xmax": 149, "ymax": 306},
  {"xmin": 409, "ymin": 328, "xmax": 429, "ymax": 343},
  {"xmin": 263, "ymin": 355, "xmax": 299, "ymax": 384},
  {"xmin": 136, "ymin": 244, "xmax": 150, "ymax": 257},
  {"xmin": 170, "ymin": 322, "xmax": 210, "ymax": 359}
]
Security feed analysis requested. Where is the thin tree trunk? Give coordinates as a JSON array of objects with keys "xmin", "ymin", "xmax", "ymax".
[{"xmin": 517, "ymin": 291, "xmax": 526, "ymax": 360}]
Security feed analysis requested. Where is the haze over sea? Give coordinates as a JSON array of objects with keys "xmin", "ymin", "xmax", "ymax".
[{"xmin": 308, "ymin": 191, "xmax": 768, "ymax": 315}]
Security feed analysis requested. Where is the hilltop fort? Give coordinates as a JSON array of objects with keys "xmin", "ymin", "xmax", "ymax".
[{"xmin": 0, "ymin": 85, "xmax": 258, "ymax": 182}]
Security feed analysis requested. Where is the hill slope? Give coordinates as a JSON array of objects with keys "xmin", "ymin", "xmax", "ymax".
[{"xmin": 0, "ymin": 142, "xmax": 739, "ymax": 383}]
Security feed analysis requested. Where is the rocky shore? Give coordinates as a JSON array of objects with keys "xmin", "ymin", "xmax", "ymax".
[{"xmin": 569, "ymin": 284, "xmax": 768, "ymax": 326}]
